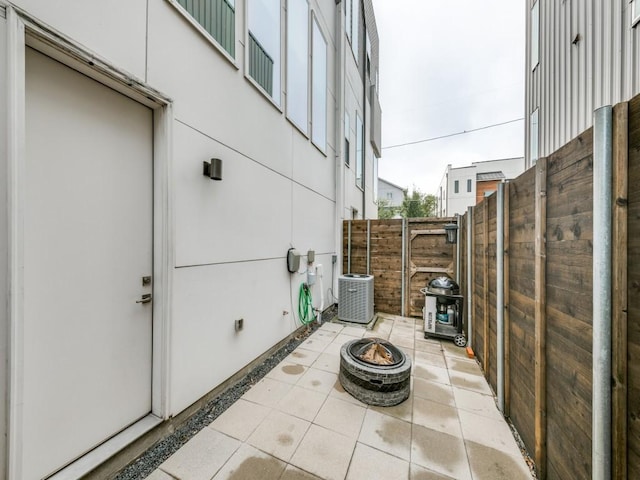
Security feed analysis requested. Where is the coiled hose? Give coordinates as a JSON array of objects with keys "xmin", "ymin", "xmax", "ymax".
[{"xmin": 298, "ymin": 283, "xmax": 316, "ymax": 325}]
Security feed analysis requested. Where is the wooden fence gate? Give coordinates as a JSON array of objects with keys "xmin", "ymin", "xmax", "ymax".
[{"xmin": 343, "ymin": 217, "xmax": 457, "ymax": 318}]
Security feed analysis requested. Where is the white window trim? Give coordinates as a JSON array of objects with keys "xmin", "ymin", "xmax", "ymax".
[
  {"xmin": 311, "ymin": 13, "xmax": 328, "ymax": 154},
  {"xmin": 351, "ymin": 0, "xmax": 359, "ymax": 64},
  {"xmin": 245, "ymin": 0, "xmax": 284, "ymax": 109},
  {"xmin": 633, "ymin": 0, "xmax": 640, "ymax": 27},
  {"xmin": 344, "ymin": 112, "xmax": 351, "ymax": 167},
  {"xmin": 530, "ymin": 107, "xmax": 540, "ymax": 165},
  {"xmin": 285, "ymin": 0, "xmax": 309, "ymax": 135},
  {"xmin": 165, "ymin": 0, "xmax": 239, "ymax": 69},
  {"xmin": 355, "ymin": 113, "xmax": 364, "ymax": 191},
  {"xmin": 531, "ymin": 0, "xmax": 539, "ymax": 71}
]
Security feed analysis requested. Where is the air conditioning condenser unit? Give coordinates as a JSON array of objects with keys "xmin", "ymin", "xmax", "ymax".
[{"xmin": 338, "ymin": 274, "xmax": 374, "ymax": 324}]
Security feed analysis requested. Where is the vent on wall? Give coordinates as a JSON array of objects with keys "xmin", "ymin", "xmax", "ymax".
[{"xmin": 338, "ymin": 274, "xmax": 374, "ymax": 324}]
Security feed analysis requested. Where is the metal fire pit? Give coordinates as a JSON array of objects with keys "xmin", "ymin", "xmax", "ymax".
[{"xmin": 339, "ymin": 338, "xmax": 411, "ymax": 406}]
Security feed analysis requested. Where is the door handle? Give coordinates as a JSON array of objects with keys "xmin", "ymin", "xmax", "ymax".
[{"xmin": 136, "ymin": 294, "xmax": 152, "ymax": 304}]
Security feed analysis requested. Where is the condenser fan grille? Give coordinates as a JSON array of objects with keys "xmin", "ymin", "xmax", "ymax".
[{"xmin": 338, "ymin": 274, "xmax": 374, "ymax": 324}]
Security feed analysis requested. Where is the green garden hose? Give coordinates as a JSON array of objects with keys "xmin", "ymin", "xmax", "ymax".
[{"xmin": 298, "ymin": 283, "xmax": 316, "ymax": 325}]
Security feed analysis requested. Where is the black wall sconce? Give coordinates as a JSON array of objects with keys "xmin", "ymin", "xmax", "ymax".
[
  {"xmin": 444, "ymin": 222, "xmax": 458, "ymax": 244},
  {"xmin": 203, "ymin": 158, "xmax": 223, "ymax": 181}
]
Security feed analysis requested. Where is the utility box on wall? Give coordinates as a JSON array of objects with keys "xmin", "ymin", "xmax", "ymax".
[{"xmin": 338, "ymin": 274, "xmax": 374, "ymax": 324}]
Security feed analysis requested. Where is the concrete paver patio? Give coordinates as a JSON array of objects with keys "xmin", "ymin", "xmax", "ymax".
[{"xmin": 147, "ymin": 314, "xmax": 533, "ymax": 480}]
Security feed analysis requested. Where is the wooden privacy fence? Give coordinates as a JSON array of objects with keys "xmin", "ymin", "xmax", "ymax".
[
  {"xmin": 458, "ymin": 94, "xmax": 640, "ymax": 479},
  {"xmin": 342, "ymin": 218, "xmax": 456, "ymax": 317}
]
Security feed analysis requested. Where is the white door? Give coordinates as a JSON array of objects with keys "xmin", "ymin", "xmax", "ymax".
[{"xmin": 22, "ymin": 48, "xmax": 153, "ymax": 480}]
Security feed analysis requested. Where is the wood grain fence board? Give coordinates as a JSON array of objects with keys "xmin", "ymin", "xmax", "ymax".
[
  {"xmin": 473, "ymin": 204, "xmax": 486, "ymax": 365},
  {"xmin": 342, "ymin": 219, "xmax": 454, "ymax": 317},
  {"xmin": 545, "ymin": 123, "xmax": 595, "ymax": 479},
  {"xmin": 504, "ymin": 182, "xmax": 511, "ymax": 416},
  {"xmin": 483, "ymin": 200, "xmax": 490, "ymax": 374},
  {"xmin": 487, "ymin": 193, "xmax": 499, "ymax": 392},
  {"xmin": 627, "ymin": 93, "xmax": 640, "ymax": 479},
  {"xmin": 470, "ymin": 209, "xmax": 475, "ymax": 344},
  {"xmin": 534, "ymin": 157, "xmax": 548, "ymax": 479},
  {"xmin": 546, "ymin": 129, "xmax": 593, "ymax": 175}
]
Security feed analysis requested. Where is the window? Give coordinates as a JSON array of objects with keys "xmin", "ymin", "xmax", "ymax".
[
  {"xmin": 344, "ymin": 113, "xmax": 350, "ymax": 166},
  {"xmin": 356, "ymin": 114, "xmax": 364, "ymax": 189},
  {"xmin": 248, "ymin": 0, "xmax": 281, "ymax": 104},
  {"xmin": 530, "ymin": 108, "xmax": 539, "ymax": 164},
  {"xmin": 311, "ymin": 17, "xmax": 327, "ymax": 150},
  {"xmin": 634, "ymin": 0, "xmax": 640, "ymax": 26},
  {"xmin": 467, "ymin": 179, "xmax": 472, "ymax": 192},
  {"xmin": 366, "ymin": 30, "xmax": 371, "ymax": 77},
  {"xmin": 351, "ymin": 0, "xmax": 359, "ymax": 62},
  {"xmin": 173, "ymin": 0, "xmax": 235, "ymax": 57},
  {"xmin": 373, "ymin": 155, "xmax": 379, "ymax": 199},
  {"xmin": 286, "ymin": 0, "xmax": 308, "ymax": 132},
  {"xmin": 386, "ymin": 192, "xmax": 393, "ymax": 200},
  {"xmin": 345, "ymin": 0, "xmax": 352, "ymax": 45},
  {"xmin": 531, "ymin": 1, "xmax": 539, "ymax": 70},
  {"xmin": 454, "ymin": 180, "xmax": 459, "ymax": 194}
]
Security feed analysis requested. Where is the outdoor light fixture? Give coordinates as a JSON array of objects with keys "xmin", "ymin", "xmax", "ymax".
[
  {"xmin": 444, "ymin": 222, "xmax": 458, "ymax": 244},
  {"xmin": 203, "ymin": 158, "xmax": 223, "ymax": 180}
]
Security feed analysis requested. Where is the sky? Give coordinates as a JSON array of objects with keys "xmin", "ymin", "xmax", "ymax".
[{"xmin": 371, "ymin": 0, "xmax": 526, "ymax": 195}]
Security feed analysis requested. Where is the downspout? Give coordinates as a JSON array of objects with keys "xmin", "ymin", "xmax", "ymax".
[
  {"xmin": 593, "ymin": 105, "xmax": 612, "ymax": 480},
  {"xmin": 455, "ymin": 213, "xmax": 461, "ymax": 282},
  {"xmin": 466, "ymin": 206, "xmax": 473, "ymax": 348},
  {"xmin": 347, "ymin": 220, "xmax": 352, "ymax": 274},
  {"xmin": 401, "ymin": 217, "xmax": 406, "ymax": 317},
  {"xmin": 366, "ymin": 219, "xmax": 370, "ymax": 275},
  {"xmin": 334, "ymin": 0, "xmax": 345, "ymax": 298},
  {"xmin": 496, "ymin": 183, "xmax": 505, "ymax": 413},
  {"xmin": 360, "ymin": 12, "xmax": 367, "ymax": 220}
]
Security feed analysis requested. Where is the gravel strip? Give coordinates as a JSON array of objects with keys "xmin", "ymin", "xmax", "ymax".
[{"xmin": 114, "ymin": 308, "xmax": 334, "ymax": 480}]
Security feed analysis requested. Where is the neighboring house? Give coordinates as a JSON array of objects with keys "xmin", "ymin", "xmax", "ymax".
[
  {"xmin": 378, "ymin": 178, "xmax": 406, "ymax": 208},
  {"xmin": 437, "ymin": 157, "xmax": 525, "ymax": 217},
  {"xmin": 525, "ymin": 0, "xmax": 640, "ymax": 168},
  {"xmin": 0, "ymin": 1, "xmax": 381, "ymax": 478}
]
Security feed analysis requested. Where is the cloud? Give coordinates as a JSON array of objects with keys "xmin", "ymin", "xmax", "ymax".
[{"xmin": 373, "ymin": 0, "xmax": 525, "ymax": 194}]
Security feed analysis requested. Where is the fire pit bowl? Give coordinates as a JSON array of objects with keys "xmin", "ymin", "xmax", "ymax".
[{"xmin": 339, "ymin": 338, "xmax": 411, "ymax": 406}]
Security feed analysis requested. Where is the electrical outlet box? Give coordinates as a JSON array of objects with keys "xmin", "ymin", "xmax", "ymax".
[
  {"xmin": 287, "ymin": 248, "xmax": 300, "ymax": 273},
  {"xmin": 307, "ymin": 250, "xmax": 315, "ymax": 264}
]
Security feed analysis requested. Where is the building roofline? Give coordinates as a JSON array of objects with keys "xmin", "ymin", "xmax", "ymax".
[
  {"xmin": 378, "ymin": 177, "xmax": 406, "ymax": 191},
  {"xmin": 470, "ymin": 156, "xmax": 524, "ymax": 165}
]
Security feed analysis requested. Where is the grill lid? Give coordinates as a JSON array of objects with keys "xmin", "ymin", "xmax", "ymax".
[{"xmin": 428, "ymin": 276, "xmax": 460, "ymax": 295}]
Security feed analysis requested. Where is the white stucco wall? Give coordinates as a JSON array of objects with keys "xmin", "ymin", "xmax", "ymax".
[
  {"xmin": 11, "ymin": 0, "xmax": 148, "ymax": 79},
  {"xmin": 2, "ymin": 0, "xmax": 347, "ymax": 421},
  {"xmin": 146, "ymin": 0, "xmax": 339, "ymax": 415},
  {"xmin": 439, "ymin": 158, "xmax": 525, "ymax": 216},
  {"xmin": 446, "ymin": 166, "xmax": 476, "ymax": 217},
  {"xmin": 2, "ymin": 2, "xmax": 382, "ymax": 472}
]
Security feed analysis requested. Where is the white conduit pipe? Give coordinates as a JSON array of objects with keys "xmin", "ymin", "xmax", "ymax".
[
  {"xmin": 467, "ymin": 206, "xmax": 473, "ymax": 349},
  {"xmin": 593, "ymin": 105, "xmax": 612, "ymax": 480},
  {"xmin": 496, "ymin": 183, "xmax": 505, "ymax": 413},
  {"xmin": 316, "ymin": 264, "xmax": 324, "ymax": 324}
]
